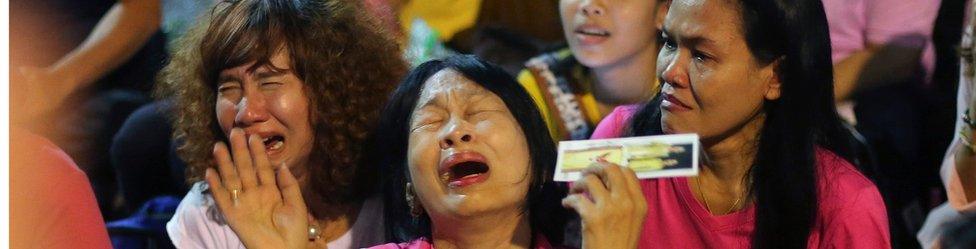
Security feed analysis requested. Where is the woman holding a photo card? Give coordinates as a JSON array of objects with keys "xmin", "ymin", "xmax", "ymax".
[
  {"xmin": 589, "ymin": 0, "xmax": 890, "ymax": 248},
  {"xmin": 202, "ymin": 55, "xmax": 649, "ymax": 249}
]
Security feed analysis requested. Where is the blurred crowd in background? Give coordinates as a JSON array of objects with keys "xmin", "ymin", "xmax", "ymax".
[{"xmin": 8, "ymin": 0, "xmax": 974, "ymax": 248}]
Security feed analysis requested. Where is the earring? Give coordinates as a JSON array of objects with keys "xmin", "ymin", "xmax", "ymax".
[{"xmin": 405, "ymin": 182, "xmax": 424, "ymax": 217}]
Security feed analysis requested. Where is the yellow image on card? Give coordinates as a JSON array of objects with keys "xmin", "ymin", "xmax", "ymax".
[
  {"xmin": 561, "ymin": 146, "xmax": 623, "ymax": 172},
  {"xmin": 624, "ymin": 142, "xmax": 685, "ymax": 172}
]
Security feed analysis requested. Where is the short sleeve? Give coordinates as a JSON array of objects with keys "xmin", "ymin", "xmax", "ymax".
[
  {"xmin": 864, "ymin": 0, "xmax": 939, "ymax": 47},
  {"xmin": 44, "ymin": 166, "xmax": 113, "ymax": 249},
  {"xmin": 10, "ymin": 131, "xmax": 111, "ymax": 249},
  {"xmin": 590, "ymin": 105, "xmax": 640, "ymax": 139},
  {"xmin": 166, "ymin": 182, "xmax": 244, "ymax": 249},
  {"xmin": 817, "ymin": 183, "xmax": 891, "ymax": 249}
]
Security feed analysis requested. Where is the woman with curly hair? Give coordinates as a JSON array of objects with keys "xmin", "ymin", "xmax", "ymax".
[
  {"xmin": 201, "ymin": 55, "xmax": 649, "ymax": 249},
  {"xmin": 158, "ymin": 0, "xmax": 407, "ymax": 248}
]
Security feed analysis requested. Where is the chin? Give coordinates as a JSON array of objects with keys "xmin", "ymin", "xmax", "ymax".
[
  {"xmin": 573, "ymin": 51, "xmax": 614, "ymax": 68},
  {"xmin": 660, "ymin": 117, "xmax": 682, "ymax": 135},
  {"xmin": 446, "ymin": 192, "xmax": 517, "ymax": 216},
  {"xmin": 452, "ymin": 203, "xmax": 509, "ymax": 219}
]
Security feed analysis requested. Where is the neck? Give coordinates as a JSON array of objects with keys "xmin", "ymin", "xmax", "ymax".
[
  {"xmin": 296, "ymin": 166, "xmax": 364, "ymax": 243},
  {"xmin": 700, "ymin": 114, "xmax": 766, "ymax": 193},
  {"xmin": 310, "ymin": 202, "xmax": 362, "ymax": 243},
  {"xmin": 590, "ymin": 45, "xmax": 660, "ymax": 105},
  {"xmin": 430, "ymin": 209, "xmax": 533, "ymax": 249}
]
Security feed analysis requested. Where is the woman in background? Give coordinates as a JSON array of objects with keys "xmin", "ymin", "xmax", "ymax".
[{"xmin": 591, "ymin": 0, "xmax": 890, "ymax": 247}]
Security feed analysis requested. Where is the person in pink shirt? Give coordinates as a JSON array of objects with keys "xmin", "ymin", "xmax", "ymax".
[
  {"xmin": 10, "ymin": 128, "xmax": 113, "ymax": 249},
  {"xmin": 820, "ymin": 1, "xmax": 942, "ymax": 246},
  {"xmin": 823, "ymin": 0, "xmax": 939, "ymax": 101},
  {"xmin": 590, "ymin": 0, "xmax": 891, "ymax": 247}
]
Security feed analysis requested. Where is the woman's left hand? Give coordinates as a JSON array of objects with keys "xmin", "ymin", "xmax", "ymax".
[{"xmin": 562, "ymin": 161, "xmax": 648, "ymax": 249}]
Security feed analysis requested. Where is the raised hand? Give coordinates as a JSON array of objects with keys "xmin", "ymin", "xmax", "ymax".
[
  {"xmin": 206, "ymin": 128, "xmax": 309, "ymax": 249},
  {"xmin": 562, "ymin": 161, "xmax": 648, "ymax": 249}
]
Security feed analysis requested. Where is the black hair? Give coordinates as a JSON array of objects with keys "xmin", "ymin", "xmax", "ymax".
[
  {"xmin": 366, "ymin": 55, "xmax": 567, "ymax": 244},
  {"xmin": 627, "ymin": 0, "xmax": 856, "ymax": 248}
]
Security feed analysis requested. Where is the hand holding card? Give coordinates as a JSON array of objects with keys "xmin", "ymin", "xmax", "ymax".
[
  {"xmin": 562, "ymin": 162, "xmax": 647, "ymax": 249},
  {"xmin": 554, "ymin": 134, "xmax": 700, "ymax": 182}
]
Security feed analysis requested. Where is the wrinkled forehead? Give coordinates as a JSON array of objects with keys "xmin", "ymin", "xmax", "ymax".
[
  {"xmin": 414, "ymin": 69, "xmax": 493, "ymax": 109},
  {"xmin": 665, "ymin": 0, "xmax": 742, "ymax": 34},
  {"xmin": 217, "ymin": 49, "xmax": 292, "ymax": 78}
]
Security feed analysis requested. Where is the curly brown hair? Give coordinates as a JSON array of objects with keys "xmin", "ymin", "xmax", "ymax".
[{"xmin": 155, "ymin": 0, "xmax": 407, "ymax": 211}]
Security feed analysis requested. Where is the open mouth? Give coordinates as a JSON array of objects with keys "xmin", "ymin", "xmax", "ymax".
[
  {"xmin": 439, "ymin": 152, "xmax": 491, "ymax": 188},
  {"xmin": 448, "ymin": 161, "xmax": 489, "ymax": 181},
  {"xmin": 261, "ymin": 135, "xmax": 285, "ymax": 152}
]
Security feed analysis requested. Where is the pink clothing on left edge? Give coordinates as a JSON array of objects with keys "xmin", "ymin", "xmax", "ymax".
[
  {"xmin": 10, "ymin": 128, "xmax": 112, "ymax": 249},
  {"xmin": 368, "ymin": 234, "xmax": 567, "ymax": 249},
  {"xmin": 593, "ymin": 105, "xmax": 891, "ymax": 249},
  {"xmin": 822, "ymin": 0, "xmax": 940, "ymax": 83}
]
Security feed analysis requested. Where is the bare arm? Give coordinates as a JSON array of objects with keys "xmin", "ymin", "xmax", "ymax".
[
  {"xmin": 833, "ymin": 43, "xmax": 924, "ymax": 102},
  {"xmin": 51, "ymin": 0, "xmax": 160, "ymax": 89},
  {"xmin": 954, "ymin": 77, "xmax": 976, "ymax": 204},
  {"xmin": 952, "ymin": 136, "xmax": 976, "ymax": 204},
  {"xmin": 20, "ymin": 0, "xmax": 160, "ymax": 114}
]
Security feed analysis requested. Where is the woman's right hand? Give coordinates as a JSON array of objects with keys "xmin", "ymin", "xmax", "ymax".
[
  {"xmin": 206, "ymin": 128, "xmax": 309, "ymax": 249},
  {"xmin": 562, "ymin": 161, "xmax": 648, "ymax": 249}
]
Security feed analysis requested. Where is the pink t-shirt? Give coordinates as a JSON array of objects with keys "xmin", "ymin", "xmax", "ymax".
[
  {"xmin": 368, "ymin": 234, "xmax": 565, "ymax": 249},
  {"xmin": 10, "ymin": 129, "xmax": 112, "ymax": 249},
  {"xmin": 822, "ymin": 0, "xmax": 940, "ymax": 82},
  {"xmin": 592, "ymin": 105, "xmax": 891, "ymax": 249}
]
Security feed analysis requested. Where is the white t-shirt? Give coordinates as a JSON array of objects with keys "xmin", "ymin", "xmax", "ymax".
[{"xmin": 166, "ymin": 182, "xmax": 386, "ymax": 249}]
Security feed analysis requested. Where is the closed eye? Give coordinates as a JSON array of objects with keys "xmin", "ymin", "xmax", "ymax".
[
  {"xmin": 260, "ymin": 81, "xmax": 284, "ymax": 89},
  {"xmin": 411, "ymin": 110, "xmax": 446, "ymax": 132},
  {"xmin": 411, "ymin": 119, "xmax": 443, "ymax": 132},
  {"xmin": 217, "ymin": 83, "xmax": 241, "ymax": 93},
  {"xmin": 466, "ymin": 109, "xmax": 496, "ymax": 119}
]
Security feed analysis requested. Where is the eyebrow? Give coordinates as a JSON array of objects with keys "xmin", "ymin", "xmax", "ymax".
[
  {"xmin": 662, "ymin": 28, "xmax": 718, "ymax": 48},
  {"xmin": 415, "ymin": 86, "xmax": 491, "ymax": 110},
  {"xmin": 255, "ymin": 70, "xmax": 287, "ymax": 80},
  {"xmin": 217, "ymin": 74, "xmax": 239, "ymax": 84},
  {"xmin": 216, "ymin": 67, "xmax": 288, "ymax": 84}
]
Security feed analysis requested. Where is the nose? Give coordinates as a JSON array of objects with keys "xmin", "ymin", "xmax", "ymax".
[
  {"xmin": 580, "ymin": 0, "xmax": 605, "ymax": 16},
  {"xmin": 234, "ymin": 93, "xmax": 270, "ymax": 127},
  {"xmin": 661, "ymin": 52, "xmax": 690, "ymax": 89},
  {"xmin": 439, "ymin": 121, "xmax": 475, "ymax": 150}
]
